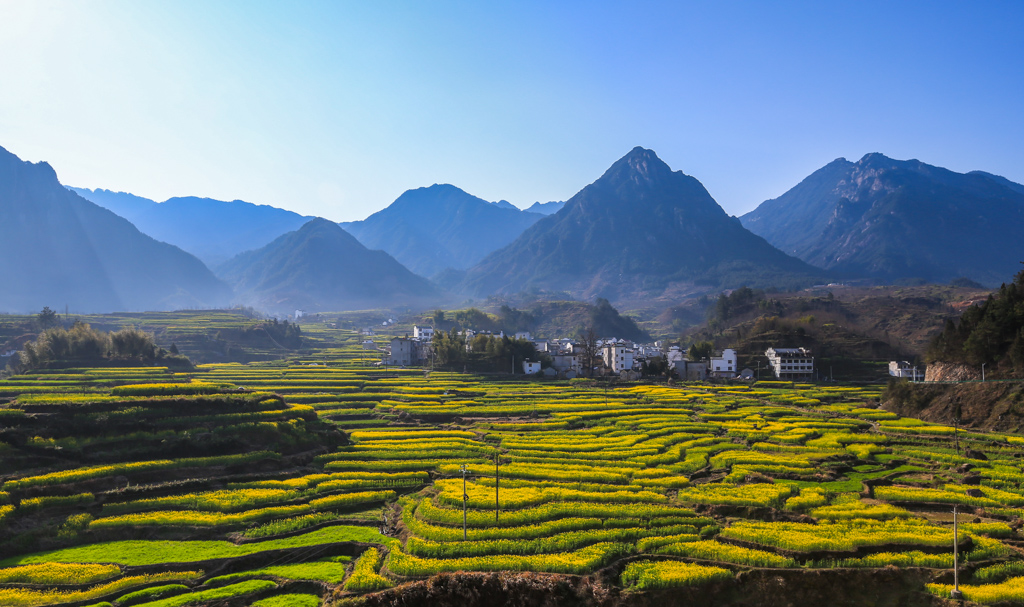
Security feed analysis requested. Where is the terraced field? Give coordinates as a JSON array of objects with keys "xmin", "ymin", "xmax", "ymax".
[{"xmin": 1, "ymin": 327, "xmax": 1024, "ymax": 605}]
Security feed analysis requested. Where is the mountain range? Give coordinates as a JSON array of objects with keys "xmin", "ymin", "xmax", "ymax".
[
  {"xmin": 459, "ymin": 147, "xmax": 825, "ymax": 300},
  {"xmin": 6, "ymin": 141, "xmax": 1024, "ymax": 316},
  {"xmin": 218, "ymin": 218, "xmax": 442, "ymax": 313},
  {"xmin": 740, "ymin": 153, "xmax": 1024, "ymax": 286},
  {"xmin": 70, "ymin": 188, "xmax": 312, "ymax": 267},
  {"xmin": 341, "ymin": 184, "xmax": 546, "ymax": 277},
  {"xmin": 0, "ymin": 146, "xmax": 231, "ymax": 313}
]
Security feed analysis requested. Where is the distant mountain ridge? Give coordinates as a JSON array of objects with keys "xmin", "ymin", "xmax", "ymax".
[
  {"xmin": 70, "ymin": 187, "xmax": 312, "ymax": 266},
  {"xmin": 460, "ymin": 147, "xmax": 824, "ymax": 300},
  {"xmin": 218, "ymin": 218, "xmax": 442, "ymax": 313},
  {"xmin": 740, "ymin": 153, "xmax": 1024, "ymax": 286},
  {"xmin": 0, "ymin": 146, "xmax": 231, "ymax": 313},
  {"xmin": 525, "ymin": 200, "xmax": 565, "ymax": 215},
  {"xmin": 341, "ymin": 184, "xmax": 544, "ymax": 277}
]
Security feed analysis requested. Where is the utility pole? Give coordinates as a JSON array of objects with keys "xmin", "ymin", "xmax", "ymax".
[
  {"xmin": 495, "ymin": 451, "xmax": 500, "ymax": 522},
  {"xmin": 953, "ymin": 417, "xmax": 961, "ymax": 455},
  {"xmin": 982, "ymin": 363, "xmax": 986, "ymax": 382},
  {"xmin": 951, "ymin": 504, "xmax": 963, "ymax": 600},
  {"xmin": 460, "ymin": 464, "xmax": 468, "ymax": 541}
]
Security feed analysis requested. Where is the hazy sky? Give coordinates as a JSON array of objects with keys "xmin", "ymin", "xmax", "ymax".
[{"xmin": 1, "ymin": 1, "xmax": 1022, "ymax": 222}]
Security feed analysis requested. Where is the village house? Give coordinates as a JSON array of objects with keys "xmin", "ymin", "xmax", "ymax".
[
  {"xmin": 889, "ymin": 361, "xmax": 922, "ymax": 380},
  {"xmin": 388, "ymin": 337, "xmax": 414, "ymax": 366},
  {"xmin": 765, "ymin": 347, "xmax": 814, "ymax": 380},
  {"xmin": 551, "ymin": 353, "xmax": 581, "ymax": 377},
  {"xmin": 413, "ymin": 325, "xmax": 434, "ymax": 340},
  {"xmin": 602, "ymin": 341, "xmax": 634, "ymax": 374},
  {"xmin": 709, "ymin": 348, "xmax": 738, "ymax": 379}
]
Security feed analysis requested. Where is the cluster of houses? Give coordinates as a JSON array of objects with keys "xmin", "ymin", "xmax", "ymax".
[{"xmin": 372, "ymin": 325, "xmax": 824, "ymax": 381}]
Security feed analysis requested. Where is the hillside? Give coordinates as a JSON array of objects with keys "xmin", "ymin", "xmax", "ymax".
[
  {"xmin": 218, "ymin": 218, "xmax": 443, "ymax": 313},
  {"xmin": 925, "ymin": 265, "xmax": 1024, "ymax": 377},
  {"xmin": 423, "ymin": 297, "xmax": 650, "ymax": 342},
  {"xmin": 740, "ymin": 154, "xmax": 1024, "ymax": 286},
  {"xmin": 0, "ymin": 146, "xmax": 232, "ymax": 313},
  {"xmin": 70, "ymin": 188, "xmax": 312, "ymax": 266},
  {"xmin": 675, "ymin": 283, "xmax": 991, "ymax": 380},
  {"xmin": 341, "ymin": 184, "xmax": 544, "ymax": 277},
  {"xmin": 460, "ymin": 147, "xmax": 825, "ymax": 301}
]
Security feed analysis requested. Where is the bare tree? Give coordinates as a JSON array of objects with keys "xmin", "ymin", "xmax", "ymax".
[{"xmin": 580, "ymin": 327, "xmax": 599, "ymax": 377}]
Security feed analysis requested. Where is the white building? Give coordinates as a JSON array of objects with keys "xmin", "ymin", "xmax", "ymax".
[
  {"xmin": 515, "ymin": 331, "xmax": 532, "ymax": 341},
  {"xmin": 522, "ymin": 360, "xmax": 541, "ymax": 374},
  {"xmin": 362, "ymin": 339, "xmax": 379, "ymax": 351},
  {"xmin": 709, "ymin": 348, "xmax": 738, "ymax": 378},
  {"xmin": 294, "ymin": 309, "xmax": 304, "ymax": 319},
  {"xmin": 665, "ymin": 345, "xmax": 685, "ymax": 370},
  {"xmin": 602, "ymin": 343, "xmax": 634, "ymax": 373},
  {"xmin": 413, "ymin": 325, "xmax": 434, "ymax": 341},
  {"xmin": 889, "ymin": 361, "xmax": 921, "ymax": 380},
  {"xmin": 765, "ymin": 347, "xmax": 814, "ymax": 380}
]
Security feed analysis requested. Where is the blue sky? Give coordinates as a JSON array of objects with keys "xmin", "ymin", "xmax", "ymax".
[{"xmin": 1, "ymin": 1, "xmax": 1021, "ymax": 221}]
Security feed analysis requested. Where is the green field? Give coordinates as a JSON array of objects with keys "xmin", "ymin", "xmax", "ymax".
[{"xmin": 2, "ymin": 317, "xmax": 1024, "ymax": 605}]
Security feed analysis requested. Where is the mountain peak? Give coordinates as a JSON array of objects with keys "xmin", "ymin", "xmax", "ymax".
[
  {"xmin": 0, "ymin": 145, "xmax": 59, "ymax": 182},
  {"xmin": 599, "ymin": 147, "xmax": 675, "ymax": 188}
]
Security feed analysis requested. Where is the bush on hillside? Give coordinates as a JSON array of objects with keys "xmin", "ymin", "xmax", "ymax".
[{"xmin": 8, "ymin": 323, "xmax": 191, "ymax": 373}]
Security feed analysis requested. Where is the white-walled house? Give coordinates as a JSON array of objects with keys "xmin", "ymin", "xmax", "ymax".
[
  {"xmin": 665, "ymin": 345, "xmax": 685, "ymax": 370},
  {"xmin": 413, "ymin": 325, "xmax": 434, "ymax": 340},
  {"xmin": 889, "ymin": 361, "xmax": 922, "ymax": 380},
  {"xmin": 515, "ymin": 331, "xmax": 532, "ymax": 341},
  {"xmin": 709, "ymin": 348, "xmax": 738, "ymax": 378},
  {"xmin": 522, "ymin": 360, "xmax": 541, "ymax": 374},
  {"xmin": 602, "ymin": 343, "xmax": 634, "ymax": 373},
  {"xmin": 766, "ymin": 347, "xmax": 814, "ymax": 380}
]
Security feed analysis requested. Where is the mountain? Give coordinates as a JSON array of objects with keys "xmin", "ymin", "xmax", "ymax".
[
  {"xmin": 491, "ymin": 199, "xmax": 519, "ymax": 211},
  {"xmin": 70, "ymin": 188, "xmax": 312, "ymax": 266},
  {"xmin": 218, "ymin": 218, "xmax": 442, "ymax": 313},
  {"xmin": 459, "ymin": 147, "xmax": 824, "ymax": 300},
  {"xmin": 0, "ymin": 146, "xmax": 231, "ymax": 313},
  {"xmin": 968, "ymin": 171, "xmax": 1024, "ymax": 197},
  {"xmin": 341, "ymin": 184, "xmax": 544, "ymax": 277},
  {"xmin": 525, "ymin": 200, "xmax": 565, "ymax": 215},
  {"xmin": 740, "ymin": 154, "xmax": 1024, "ymax": 286}
]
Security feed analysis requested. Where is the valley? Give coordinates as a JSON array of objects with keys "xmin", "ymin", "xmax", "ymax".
[{"xmin": 1, "ymin": 318, "xmax": 1024, "ymax": 606}]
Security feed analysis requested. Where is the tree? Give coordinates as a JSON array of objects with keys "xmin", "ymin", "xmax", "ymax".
[
  {"xmin": 688, "ymin": 340, "xmax": 714, "ymax": 362},
  {"xmin": 170, "ymin": 343, "xmax": 179, "ymax": 355},
  {"xmin": 578, "ymin": 327, "xmax": 600, "ymax": 377},
  {"xmin": 110, "ymin": 327, "xmax": 158, "ymax": 360},
  {"xmin": 36, "ymin": 306, "xmax": 59, "ymax": 330}
]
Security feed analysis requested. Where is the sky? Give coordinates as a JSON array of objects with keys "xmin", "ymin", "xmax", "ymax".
[{"xmin": 0, "ymin": 1, "xmax": 1022, "ymax": 222}]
